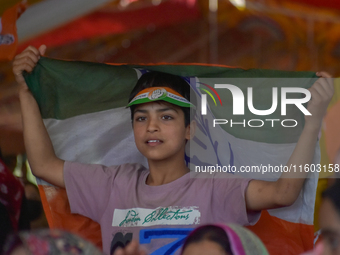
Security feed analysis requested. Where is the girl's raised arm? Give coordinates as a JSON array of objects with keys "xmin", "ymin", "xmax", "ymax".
[
  {"xmin": 13, "ymin": 45, "xmax": 65, "ymax": 188},
  {"xmin": 246, "ymin": 72, "xmax": 334, "ymax": 211}
]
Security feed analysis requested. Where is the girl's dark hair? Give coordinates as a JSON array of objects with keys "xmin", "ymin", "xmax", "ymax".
[
  {"xmin": 181, "ymin": 225, "xmax": 233, "ymax": 255},
  {"xmin": 128, "ymin": 71, "xmax": 196, "ymax": 127},
  {"xmin": 322, "ymin": 179, "xmax": 340, "ymax": 215}
]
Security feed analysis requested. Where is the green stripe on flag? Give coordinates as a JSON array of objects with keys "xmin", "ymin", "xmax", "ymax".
[{"xmin": 24, "ymin": 57, "xmax": 138, "ymax": 120}]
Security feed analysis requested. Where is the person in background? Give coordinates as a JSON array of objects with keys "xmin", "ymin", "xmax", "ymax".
[
  {"xmin": 3, "ymin": 229, "xmax": 104, "ymax": 255},
  {"xmin": 113, "ymin": 223, "xmax": 269, "ymax": 255},
  {"xmin": 0, "ymin": 149, "xmax": 30, "ymax": 252},
  {"xmin": 318, "ymin": 179, "xmax": 340, "ymax": 255},
  {"xmin": 180, "ymin": 223, "xmax": 269, "ymax": 255}
]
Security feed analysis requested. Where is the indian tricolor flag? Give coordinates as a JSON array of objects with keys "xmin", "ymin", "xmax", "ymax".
[{"xmin": 25, "ymin": 57, "xmax": 319, "ymax": 255}]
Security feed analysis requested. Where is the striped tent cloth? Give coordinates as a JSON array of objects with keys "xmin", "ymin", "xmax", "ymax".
[
  {"xmin": 25, "ymin": 57, "xmax": 320, "ymax": 255},
  {"xmin": 0, "ymin": 2, "xmax": 26, "ymax": 60}
]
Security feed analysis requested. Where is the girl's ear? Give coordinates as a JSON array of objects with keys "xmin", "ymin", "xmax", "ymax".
[{"xmin": 185, "ymin": 120, "xmax": 196, "ymax": 140}]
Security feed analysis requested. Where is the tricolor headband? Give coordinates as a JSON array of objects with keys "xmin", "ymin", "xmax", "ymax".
[{"xmin": 127, "ymin": 87, "xmax": 194, "ymax": 108}]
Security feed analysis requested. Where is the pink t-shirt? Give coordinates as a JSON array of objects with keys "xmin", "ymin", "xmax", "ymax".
[{"xmin": 64, "ymin": 161, "xmax": 258, "ymax": 255}]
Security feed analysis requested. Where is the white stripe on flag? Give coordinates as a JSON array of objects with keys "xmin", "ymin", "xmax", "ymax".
[{"xmin": 43, "ymin": 106, "xmax": 148, "ymax": 167}]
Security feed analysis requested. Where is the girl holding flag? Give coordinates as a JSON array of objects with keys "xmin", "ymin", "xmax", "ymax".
[{"xmin": 12, "ymin": 45, "xmax": 334, "ymax": 255}]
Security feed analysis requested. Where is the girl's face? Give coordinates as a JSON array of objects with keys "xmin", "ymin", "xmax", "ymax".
[
  {"xmin": 319, "ymin": 198, "xmax": 340, "ymax": 255},
  {"xmin": 132, "ymin": 101, "xmax": 191, "ymax": 162},
  {"xmin": 182, "ymin": 240, "xmax": 229, "ymax": 255}
]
